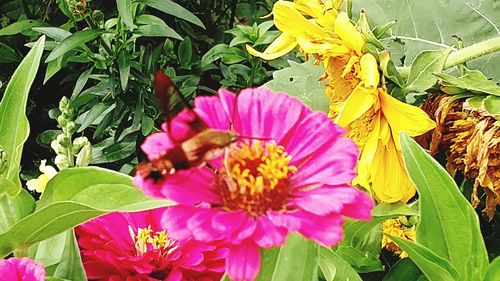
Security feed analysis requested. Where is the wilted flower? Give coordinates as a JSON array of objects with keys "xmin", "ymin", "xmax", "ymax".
[
  {"xmin": 0, "ymin": 257, "xmax": 45, "ymax": 281},
  {"xmin": 418, "ymin": 93, "xmax": 500, "ymax": 220},
  {"xmin": 26, "ymin": 160, "xmax": 58, "ymax": 193},
  {"xmin": 134, "ymin": 88, "xmax": 373, "ymax": 281},
  {"xmin": 76, "ymin": 208, "xmax": 227, "ymax": 280},
  {"xmin": 250, "ymin": 1, "xmax": 436, "ymax": 203}
]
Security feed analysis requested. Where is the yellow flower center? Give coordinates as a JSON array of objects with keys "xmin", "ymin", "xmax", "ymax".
[
  {"xmin": 381, "ymin": 218, "xmax": 416, "ymax": 258},
  {"xmin": 215, "ymin": 141, "xmax": 297, "ymax": 217},
  {"xmin": 129, "ymin": 226, "xmax": 172, "ymax": 256}
]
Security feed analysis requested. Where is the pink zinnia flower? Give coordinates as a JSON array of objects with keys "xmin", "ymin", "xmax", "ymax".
[
  {"xmin": 0, "ymin": 257, "xmax": 45, "ymax": 281},
  {"xmin": 75, "ymin": 208, "xmax": 227, "ymax": 281},
  {"xmin": 134, "ymin": 88, "xmax": 373, "ymax": 281}
]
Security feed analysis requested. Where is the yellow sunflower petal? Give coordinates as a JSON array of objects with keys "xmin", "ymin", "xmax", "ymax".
[
  {"xmin": 355, "ymin": 113, "xmax": 381, "ymax": 188},
  {"xmin": 379, "ymin": 89, "xmax": 436, "ymax": 149},
  {"xmin": 371, "ymin": 139, "xmax": 416, "ymax": 203},
  {"xmin": 359, "ymin": 53, "xmax": 380, "ymax": 89},
  {"xmin": 335, "ymin": 85, "xmax": 377, "ymax": 127},
  {"xmin": 246, "ymin": 33, "xmax": 297, "ymax": 60},
  {"xmin": 273, "ymin": 1, "xmax": 331, "ymax": 41},
  {"xmin": 334, "ymin": 12, "xmax": 364, "ymax": 55}
]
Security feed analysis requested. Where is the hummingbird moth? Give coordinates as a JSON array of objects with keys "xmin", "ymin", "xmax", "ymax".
[{"xmin": 136, "ymin": 70, "xmax": 239, "ymax": 179}]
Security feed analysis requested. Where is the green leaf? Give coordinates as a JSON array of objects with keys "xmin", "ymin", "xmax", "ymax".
[
  {"xmin": 0, "ymin": 42, "xmax": 20, "ymax": 63},
  {"xmin": 141, "ymin": 116, "xmax": 154, "ymax": 135},
  {"xmin": 0, "ymin": 20, "xmax": 46, "ymax": 36},
  {"xmin": 0, "ymin": 190, "xmax": 36, "ymax": 233},
  {"xmin": 201, "ymin": 44, "xmax": 247, "ymax": 67},
  {"xmin": 263, "ymin": 60, "xmax": 329, "ymax": 112},
  {"xmin": 116, "ymin": 0, "xmax": 136, "ymax": 30},
  {"xmin": 335, "ymin": 246, "xmax": 383, "ymax": 273},
  {"xmin": 0, "ymin": 167, "xmax": 174, "ymax": 257},
  {"xmin": 135, "ymin": 15, "xmax": 182, "ymax": 39},
  {"xmin": 383, "ymin": 259, "xmax": 426, "ymax": 281},
  {"xmin": 435, "ymin": 70, "xmax": 500, "ymax": 96},
  {"xmin": 401, "ymin": 134, "xmax": 489, "ymax": 280},
  {"xmin": 139, "ymin": 0, "xmax": 205, "ymax": 29},
  {"xmin": 0, "ymin": 178, "xmax": 18, "ymax": 197},
  {"xmin": 402, "ymin": 48, "xmax": 451, "ymax": 94},
  {"xmin": 484, "ymin": 256, "xmax": 500, "ymax": 281},
  {"xmin": 32, "ymin": 27, "xmax": 71, "ymax": 41},
  {"xmin": 254, "ymin": 233, "xmax": 319, "ymax": 281},
  {"xmin": 352, "ymin": 0, "xmax": 500, "ymax": 80},
  {"xmin": 483, "ymin": 95, "xmax": 500, "ymax": 119},
  {"xmin": 0, "ymin": 36, "xmax": 45, "ymax": 195},
  {"xmin": 390, "ymin": 237, "xmax": 458, "ymax": 281},
  {"xmin": 319, "ymin": 247, "xmax": 362, "ymax": 281},
  {"xmin": 30, "ymin": 230, "xmax": 86, "ymax": 281},
  {"xmin": 372, "ymin": 202, "xmax": 419, "ymax": 217},
  {"xmin": 91, "ymin": 134, "xmax": 136, "ymax": 164},
  {"xmin": 45, "ymin": 29, "xmax": 102, "ymax": 62},
  {"xmin": 44, "ymin": 56, "xmax": 63, "ymax": 83},
  {"xmin": 71, "ymin": 67, "xmax": 93, "ymax": 97},
  {"xmin": 118, "ymin": 49, "xmax": 131, "ymax": 90},
  {"xmin": 178, "ymin": 36, "xmax": 192, "ymax": 69},
  {"xmin": 76, "ymin": 103, "xmax": 114, "ymax": 132}
]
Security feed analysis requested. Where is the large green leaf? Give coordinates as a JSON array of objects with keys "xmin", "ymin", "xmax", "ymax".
[
  {"xmin": 0, "ymin": 190, "xmax": 35, "ymax": 234},
  {"xmin": 45, "ymin": 29, "xmax": 102, "ymax": 62},
  {"xmin": 353, "ymin": 0, "xmax": 500, "ymax": 80},
  {"xmin": 139, "ymin": 0, "xmax": 205, "ymax": 29},
  {"xmin": 484, "ymin": 256, "xmax": 500, "ymax": 281},
  {"xmin": 263, "ymin": 60, "xmax": 329, "ymax": 112},
  {"xmin": 382, "ymin": 259, "xmax": 426, "ymax": 281},
  {"xmin": 0, "ymin": 167, "xmax": 174, "ymax": 257},
  {"xmin": 402, "ymin": 48, "xmax": 451, "ymax": 94},
  {"xmin": 0, "ymin": 36, "xmax": 45, "ymax": 196},
  {"xmin": 30, "ymin": 230, "xmax": 86, "ymax": 281},
  {"xmin": 391, "ymin": 237, "xmax": 458, "ymax": 281},
  {"xmin": 319, "ymin": 247, "xmax": 362, "ymax": 281},
  {"xmin": 116, "ymin": 0, "xmax": 136, "ymax": 30},
  {"xmin": 254, "ymin": 233, "xmax": 319, "ymax": 281},
  {"xmin": 435, "ymin": 70, "xmax": 500, "ymax": 96},
  {"xmin": 0, "ymin": 20, "xmax": 46, "ymax": 36},
  {"xmin": 400, "ymin": 134, "xmax": 489, "ymax": 280}
]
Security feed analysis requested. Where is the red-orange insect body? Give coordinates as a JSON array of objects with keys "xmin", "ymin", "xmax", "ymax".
[{"xmin": 136, "ymin": 71, "xmax": 239, "ymax": 179}]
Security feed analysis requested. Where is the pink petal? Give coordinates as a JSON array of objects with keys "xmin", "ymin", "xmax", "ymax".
[
  {"xmin": 340, "ymin": 190, "xmax": 374, "ymax": 220},
  {"xmin": 140, "ymin": 132, "xmax": 173, "ymax": 160},
  {"xmin": 134, "ymin": 167, "xmax": 220, "ymax": 204},
  {"xmin": 161, "ymin": 108, "xmax": 203, "ymax": 142},
  {"xmin": 166, "ymin": 268, "xmax": 183, "ymax": 281},
  {"xmin": 163, "ymin": 205, "xmax": 205, "ymax": 241},
  {"xmin": 212, "ymin": 211, "xmax": 257, "ymax": 243},
  {"xmin": 252, "ymin": 215, "xmax": 288, "ymax": 248},
  {"xmin": 194, "ymin": 96, "xmax": 231, "ymax": 131},
  {"xmin": 289, "ymin": 185, "xmax": 372, "ymax": 216},
  {"xmin": 187, "ymin": 210, "xmax": 224, "ymax": 242},
  {"xmin": 294, "ymin": 211, "xmax": 345, "ymax": 247},
  {"xmin": 285, "ymin": 112, "xmax": 359, "ymax": 186},
  {"xmin": 226, "ymin": 240, "xmax": 261, "ymax": 281},
  {"xmin": 224, "ymin": 88, "xmax": 310, "ymax": 142},
  {"xmin": 290, "ymin": 138, "xmax": 359, "ymax": 187}
]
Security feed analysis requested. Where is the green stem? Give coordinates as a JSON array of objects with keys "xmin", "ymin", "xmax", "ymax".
[
  {"xmin": 443, "ymin": 36, "xmax": 500, "ymax": 69},
  {"xmin": 398, "ymin": 36, "xmax": 500, "ymax": 77},
  {"xmin": 13, "ymin": 244, "xmax": 29, "ymax": 257}
]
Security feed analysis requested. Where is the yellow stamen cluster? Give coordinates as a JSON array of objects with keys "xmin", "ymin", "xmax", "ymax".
[
  {"xmin": 129, "ymin": 225, "xmax": 170, "ymax": 255},
  {"xmin": 226, "ymin": 141, "xmax": 297, "ymax": 195},
  {"xmin": 216, "ymin": 141, "xmax": 297, "ymax": 216}
]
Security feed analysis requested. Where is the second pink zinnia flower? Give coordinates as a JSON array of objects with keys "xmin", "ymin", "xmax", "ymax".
[{"xmin": 134, "ymin": 88, "xmax": 374, "ymax": 281}]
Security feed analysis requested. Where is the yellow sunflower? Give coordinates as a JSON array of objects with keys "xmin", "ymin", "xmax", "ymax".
[{"xmin": 249, "ymin": 1, "xmax": 436, "ymax": 203}]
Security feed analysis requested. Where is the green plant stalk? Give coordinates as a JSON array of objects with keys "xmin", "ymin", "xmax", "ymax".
[
  {"xmin": 398, "ymin": 36, "xmax": 500, "ymax": 78},
  {"xmin": 444, "ymin": 36, "xmax": 500, "ymax": 69}
]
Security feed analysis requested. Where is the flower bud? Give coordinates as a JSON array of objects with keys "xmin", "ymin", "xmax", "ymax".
[
  {"xmin": 398, "ymin": 216, "xmax": 411, "ymax": 227},
  {"xmin": 51, "ymin": 140, "xmax": 66, "ymax": 155},
  {"xmin": 65, "ymin": 121, "xmax": 76, "ymax": 134},
  {"xmin": 72, "ymin": 136, "xmax": 89, "ymax": 153},
  {"xmin": 57, "ymin": 115, "xmax": 67, "ymax": 127},
  {"xmin": 408, "ymin": 216, "xmax": 419, "ymax": 226},
  {"xmin": 76, "ymin": 143, "xmax": 92, "ymax": 167},
  {"xmin": 55, "ymin": 154, "xmax": 70, "ymax": 170}
]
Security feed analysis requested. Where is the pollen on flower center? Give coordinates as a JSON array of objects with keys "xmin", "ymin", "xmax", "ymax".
[
  {"xmin": 129, "ymin": 225, "xmax": 173, "ymax": 256},
  {"xmin": 215, "ymin": 141, "xmax": 297, "ymax": 217}
]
